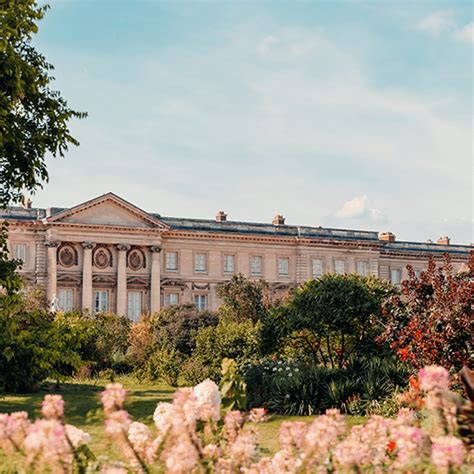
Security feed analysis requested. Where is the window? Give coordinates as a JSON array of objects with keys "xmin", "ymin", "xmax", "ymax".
[
  {"xmin": 194, "ymin": 253, "xmax": 207, "ymax": 273},
  {"xmin": 165, "ymin": 252, "xmax": 178, "ymax": 271},
  {"xmin": 194, "ymin": 294, "xmax": 207, "ymax": 311},
  {"xmin": 164, "ymin": 293, "xmax": 179, "ymax": 306},
  {"xmin": 390, "ymin": 269, "xmax": 402, "ymax": 285},
  {"xmin": 127, "ymin": 291, "xmax": 142, "ymax": 322},
  {"xmin": 356, "ymin": 261, "xmax": 369, "ymax": 276},
  {"xmin": 334, "ymin": 259, "xmax": 346, "ymax": 275},
  {"xmin": 223, "ymin": 254, "xmax": 235, "ymax": 274},
  {"xmin": 94, "ymin": 291, "xmax": 109, "ymax": 313},
  {"xmin": 250, "ymin": 256, "xmax": 263, "ymax": 276},
  {"xmin": 13, "ymin": 243, "xmax": 27, "ymax": 263},
  {"xmin": 278, "ymin": 257, "xmax": 289, "ymax": 276},
  {"xmin": 312, "ymin": 258, "xmax": 323, "ymax": 278},
  {"xmin": 58, "ymin": 289, "xmax": 74, "ymax": 312}
]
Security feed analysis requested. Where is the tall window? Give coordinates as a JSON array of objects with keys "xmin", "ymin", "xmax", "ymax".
[
  {"xmin": 390, "ymin": 269, "xmax": 401, "ymax": 285},
  {"xmin": 250, "ymin": 256, "xmax": 263, "ymax": 276},
  {"xmin": 334, "ymin": 259, "xmax": 346, "ymax": 275},
  {"xmin": 94, "ymin": 291, "xmax": 109, "ymax": 313},
  {"xmin": 223, "ymin": 254, "xmax": 235, "ymax": 274},
  {"xmin": 356, "ymin": 261, "xmax": 369, "ymax": 276},
  {"xmin": 194, "ymin": 253, "xmax": 207, "ymax": 273},
  {"xmin": 312, "ymin": 258, "xmax": 323, "ymax": 278},
  {"xmin": 164, "ymin": 293, "xmax": 179, "ymax": 306},
  {"xmin": 194, "ymin": 294, "xmax": 207, "ymax": 311},
  {"xmin": 127, "ymin": 291, "xmax": 142, "ymax": 322},
  {"xmin": 278, "ymin": 257, "xmax": 289, "ymax": 276},
  {"xmin": 13, "ymin": 243, "xmax": 27, "ymax": 263},
  {"xmin": 165, "ymin": 251, "xmax": 178, "ymax": 271},
  {"xmin": 58, "ymin": 289, "xmax": 74, "ymax": 312}
]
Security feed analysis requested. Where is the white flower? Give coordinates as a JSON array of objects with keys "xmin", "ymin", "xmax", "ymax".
[
  {"xmin": 153, "ymin": 403, "xmax": 175, "ymax": 435},
  {"xmin": 193, "ymin": 379, "xmax": 221, "ymax": 421}
]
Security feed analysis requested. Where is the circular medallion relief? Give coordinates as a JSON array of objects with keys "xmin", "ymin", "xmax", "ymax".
[
  {"xmin": 58, "ymin": 246, "xmax": 76, "ymax": 267},
  {"xmin": 128, "ymin": 249, "xmax": 144, "ymax": 271},
  {"xmin": 94, "ymin": 248, "xmax": 110, "ymax": 269}
]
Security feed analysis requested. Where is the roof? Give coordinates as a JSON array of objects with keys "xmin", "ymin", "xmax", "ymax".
[{"xmin": 1, "ymin": 205, "xmax": 471, "ymax": 255}]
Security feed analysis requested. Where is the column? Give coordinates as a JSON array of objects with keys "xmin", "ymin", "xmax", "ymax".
[
  {"xmin": 116, "ymin": 244, "xmax": 130, "ymax": 316},
  {"xmin": 150, "ymin": 245, "xmax": 162, "ymax": 313},
  {"xmin": 45, "ymin": 240, "xmax": 60, "ymax": 304},
  {"xmin": 81, "ymin": 241, "xmax": 96, "ymax": 312}
]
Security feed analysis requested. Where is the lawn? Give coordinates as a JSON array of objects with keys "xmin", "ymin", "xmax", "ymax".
[{"xmin": 0, "ymin": 376, "xmax": 365, "ymax": 468}]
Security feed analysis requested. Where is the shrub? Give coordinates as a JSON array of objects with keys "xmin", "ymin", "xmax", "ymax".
[
  {"xmin": 193, "ymin": 319, "xmax": 262, "ymax": 381},
  {"xmin": 146, "ymin": 343, "xmax": 182, "ymax": 387},
  {"xmin": 246, "ymin": 355, "xmax": 409, "ymax": 416},
  {"xmin": 179, "ymin": 357, "xmax": 213, "ymax": 386}
]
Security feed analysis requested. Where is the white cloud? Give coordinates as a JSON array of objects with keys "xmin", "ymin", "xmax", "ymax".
[
  {"xmin": 334, "ymin": 195, "xmax": 386, "ymax": 222},
  {"xmin": 454, "ymin": 22, "xmax": 474, "ymax": 44},
  {"xmin": 257, "ymin": 35, "xmax": 278, "ymax": 56},
  {"xmin": 417, "ymin": 10, "xmax": 454, "ymax": 35}
]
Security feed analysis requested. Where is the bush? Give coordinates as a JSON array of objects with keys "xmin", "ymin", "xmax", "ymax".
[
  {"xmin": 179, "ymin": 357, "xmax": 213, "ymax": 386},
  {"xmin": 246, "ymin": 355, "xmax": 410, "ymax": 415},
  {"xmin": 146, "ymin": 343, "xmax": 182, "ymax": 386},
  {"xmin": 193, "ymin": 319, "xmax": 262, "ymax": 381}
]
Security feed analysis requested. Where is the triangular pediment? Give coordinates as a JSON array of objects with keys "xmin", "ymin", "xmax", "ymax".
[{"xmin": 46, "ymin": 193, "xmax": 169, "ymax": 230}]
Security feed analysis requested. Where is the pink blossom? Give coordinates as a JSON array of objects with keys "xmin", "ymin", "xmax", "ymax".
[
  {"xmin": 229, "ymin": 433, "xmax": 256, "ymax": 463},
  {"xmin": 161, "ymin": 438, "xmax": 199, "ymax": 473},
  {"xmin": 65, "ymin": 424, "xmax": 91, "ymax": 447},
  {"xmin": 248, "ymin": 408, "xmax": 267, "ymax": 423},
  {"xmin": 224, "ymin": 410, "xmax": 244, "ymax": 443},
  {"xmin": 431, "ymin": 435, "xmax": 465, "ymax": 469},
  {"xmin": 418, "ymin": 366, "xmax": 450, "ymax": 392},
  {"xmin": 279, "ymin": 421, "xmax": 307, "ymax": 450},
  {"xmin": 153, "ymin": 402, "xmax": 175, "ymax": 435},
  {"xmin": 127, "ymin": 421, "xmax": 152, "ymax": 455},
  {"xmin": 41, "ymin": 394, "xmax": 65, "ymax": 420},
  {"xmin": 104, "ymin": 410, "xmax": 131, "ymax": 436},
  {"xmin": 100, "ymin": 383, "xmax": 127, "ymax": 415},
  {"xmin": 0, "ymin": 411, "xmax": 30, "ymax": 452},
  {"xmin": 304, "ymin": 409, "xmax": 346, "ymax": 456}
]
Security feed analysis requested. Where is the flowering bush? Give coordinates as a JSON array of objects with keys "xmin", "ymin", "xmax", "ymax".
[{"xmin": 0, "ymin": 366, "xmax": 472, "ymax": 472}]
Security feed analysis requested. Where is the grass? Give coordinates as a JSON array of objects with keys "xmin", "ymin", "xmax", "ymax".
[{"xmin": 0, "ymin": 376, "xmax": 366, "ymax": 467}]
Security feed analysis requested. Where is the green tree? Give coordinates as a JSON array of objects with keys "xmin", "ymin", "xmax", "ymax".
[
  {"xmin": 217, "ymin": 273, "xmax": 268, "ymax": 322},
  {"xmin": 0, "ymin": 0, "xmax": 86, "ymax": 206},
  {"xmin": 266, "ymin": 274, "xmax": 396, "ymax": 367}
]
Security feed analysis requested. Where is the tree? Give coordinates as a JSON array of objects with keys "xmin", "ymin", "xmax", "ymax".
[
  {"xmin": 267, "ymin": 274, "xmax": 396, "ymax": 367},
  {"xmin": 217, "ymin": 273, "xmax": 268, "ymax": 322},
  {"xmin": 377, "ymin": 255, "xmax": 473, "ymax": 372},
  {"xmin": 0, "ymin": 0, "xmax": 86, "ymax": 207}
]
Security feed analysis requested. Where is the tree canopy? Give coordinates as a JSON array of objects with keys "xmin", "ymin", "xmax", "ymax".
[{"xmin": 0, "ymin": 0, "xmax": 86, "ymax": 207}]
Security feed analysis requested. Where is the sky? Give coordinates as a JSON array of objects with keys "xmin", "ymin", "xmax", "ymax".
[{"xmin": 31, "ymin": 0, "xmax": 473, "ymax": 244}]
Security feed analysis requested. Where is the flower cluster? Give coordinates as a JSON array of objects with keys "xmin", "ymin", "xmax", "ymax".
[{"xmin": 0, "ymin": 366, "xmax": 472, "ymax": 473}]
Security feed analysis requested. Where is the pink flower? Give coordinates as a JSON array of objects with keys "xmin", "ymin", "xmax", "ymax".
[
  {"xmin": 65, "ymin": 424, "xmax": 91, "ymax": 447},
  {"xmin": 100, "ymin": 383, "xmax": 127, "ymax": 415},
  {"xmin": 127, "ymin": 421, "xmax": 152, "ymax": 455},
  {"xmin": 279, "ymin": 421, "xmax": 307, "ymax": 450},
  {"xmin": 224, "ymin": 410, "xmax": 244, "ymax": 443},
  {"xmin": 105, "ymin": 410, "xmax": 131, "ymax": 436},
  {"xmin": 41, "ymin": 395, "xmax": 65, "ymax": 420},
  {"xmin": 431, "ymin": 435, "xmax": 465, "ymax": 469},
  {"xmin": 248, "ymin": 408, "xmax": 267, "ymax": 423},
  {"xmin": 418, "ymin": 366, "xmax": 450, "ymax": 392},
  {"xmin": 153, "ymin": 402, "xmax": 175, "ymax": 435},
  {"xmin": 161, "ymin": 438, "xmax": 199, "ymax": 473},
  {"xmin": 229, "ymin": 433, "xmax": 256, "ymax": 463}
]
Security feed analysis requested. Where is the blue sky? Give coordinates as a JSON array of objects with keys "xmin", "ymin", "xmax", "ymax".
[{"xmin": 32, "ymin": 0, "xmax": 473, "ymax": 243}]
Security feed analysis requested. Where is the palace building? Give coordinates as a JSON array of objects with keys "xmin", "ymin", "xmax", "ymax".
[{"xmin": 2, "ymin": 193, "xmax": 471, "ymax": 320}]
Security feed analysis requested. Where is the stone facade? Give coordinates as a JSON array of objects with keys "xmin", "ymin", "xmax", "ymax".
[{"xmin": 2, "ymin": 193, "xmax": 471, "ymax": 320}]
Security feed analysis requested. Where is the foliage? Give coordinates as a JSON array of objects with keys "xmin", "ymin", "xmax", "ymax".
[
  {"xmin": 0, "ymin": 299, "xmax": 87, "ymax": 392},
  {"xmin": 0, "ymin": 365, "xmax": 472, "ymax": 472},
  {"xmin": 217, "ymin": 273, "xmax": 269, "ymax": 322},
  {"xmin": 146, "ymin": 342, "xmax": 182, "ymax": 387},
  {"xmin": 246, "ymin": 355, "xmax": 410, "ymax": 416},
  {"xmin": 179, "ymin": 357, "xmax": 213, "ymax": 386},
  {"xmin": 378, "ymin": 255, "xmax": 473, "ymax": 372},
  {"xmin": 0, "ymin": 0, "xmax": 86, "ymax": 207},
  {"xmin": 193, "ymin": 318, "xmax": 262, "ymax": 381},
  {"xmin": 151, "ymin": 304, "xmax": 218, "ymax": 357},
  {"xmin": 220, "ymin": 358, "xmax": 247, "ymax": 411}
]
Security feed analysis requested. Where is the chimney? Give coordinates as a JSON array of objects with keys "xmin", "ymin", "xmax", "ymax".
[
  {"xmin": 272, "ymin": 214, "xmax": 285, "ymax": 226},
  {"xmin": 215, "ymin": 211, "xmax": 227, "ymax": 222},
  {"xmin": 379, "ymin": 231, "xmax": 395, "ymax": 242},
  {"xmin": 437, "ymin": 236, "xmax": 450, "ymax": 245}
]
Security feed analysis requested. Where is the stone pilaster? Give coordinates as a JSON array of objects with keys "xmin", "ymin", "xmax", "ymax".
[
  {"xmin": 81, "ymin": 241, "xmax": 96, "ymax": 312},
  {"xmin": 150, "ymin": 245, "xmax": 162, "ymax": 314},
  {"xmin": 116, "ymin": 244, "xmax": 130, "ymax": 316},
  {"xmin": 45, "ymin": 240, "xmax": 60, "ymax": 304}
]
